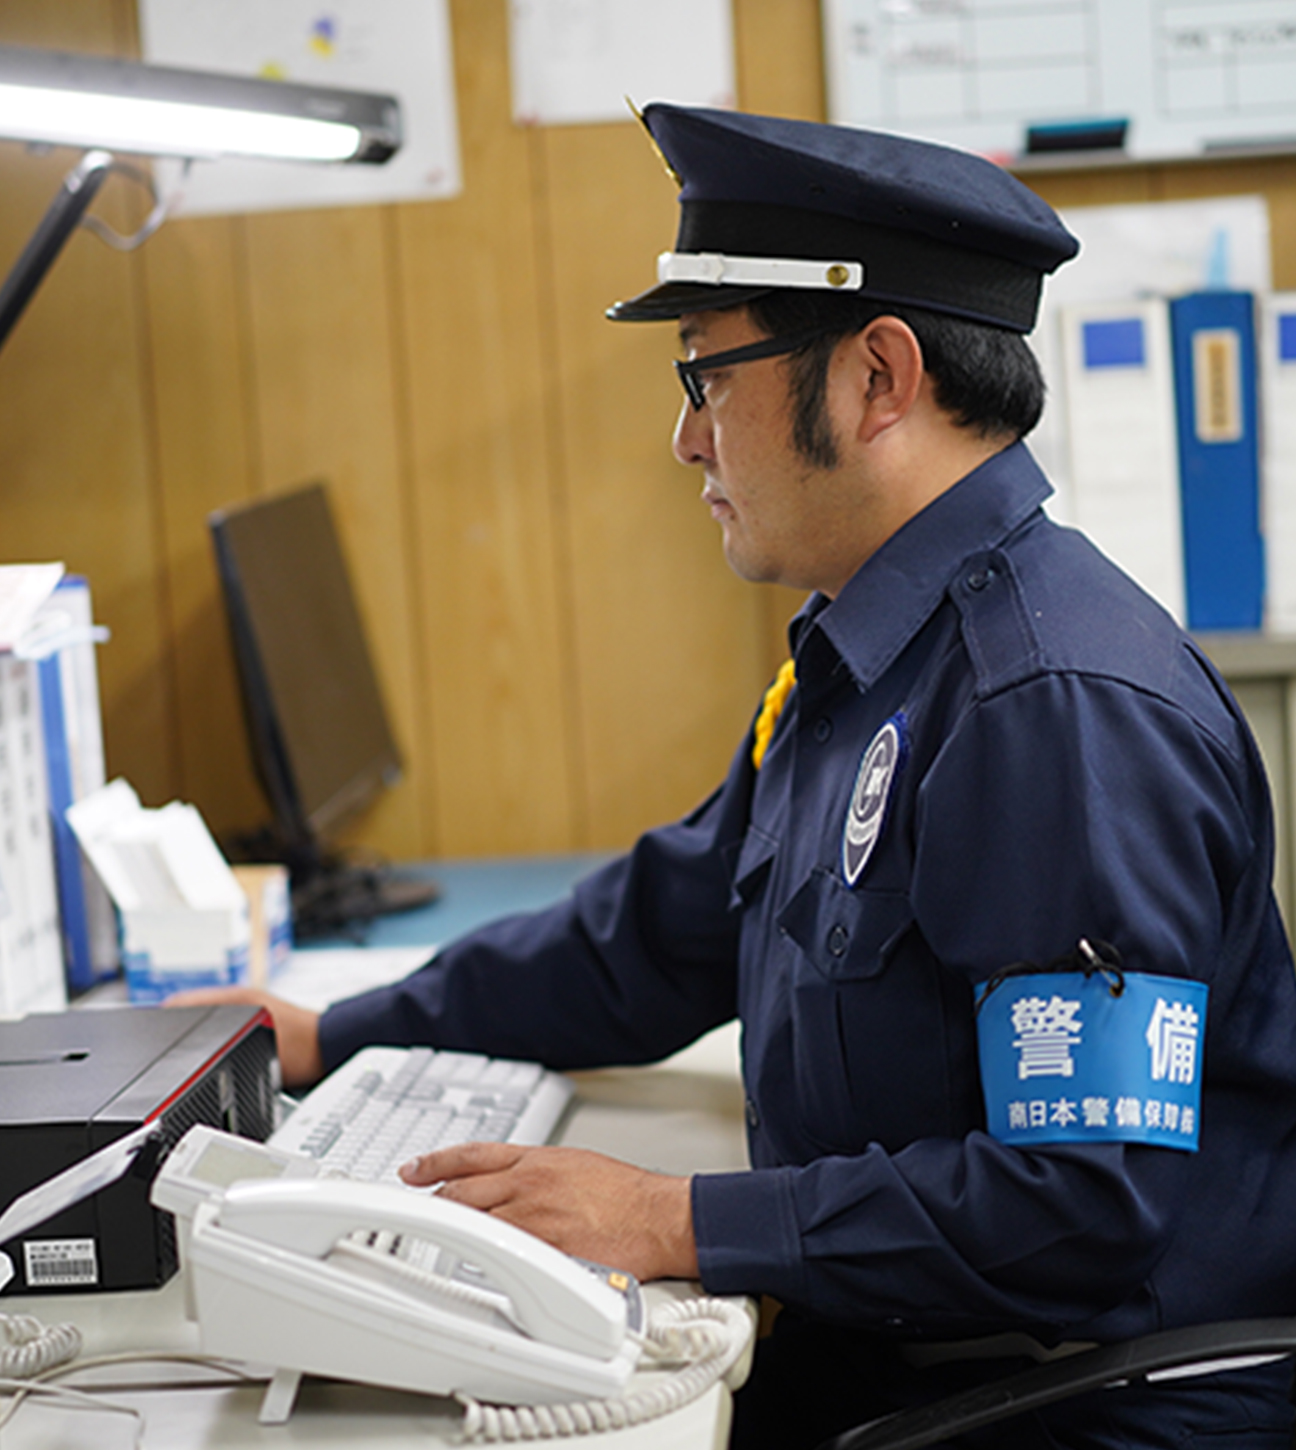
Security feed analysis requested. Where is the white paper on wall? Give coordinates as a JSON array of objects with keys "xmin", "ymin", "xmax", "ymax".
[
  {"xmin": 508, "ymin": 0, "xmax": 734, "ymax": 126},
  {"xmin": 138, "ymin": 0, "xmax": 462, "ymax": 215}
]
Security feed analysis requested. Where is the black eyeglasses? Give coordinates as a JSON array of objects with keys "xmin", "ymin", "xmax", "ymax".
[{"xmin": 674, "ymin": 327, "xmax": 837, "ymax": 410}]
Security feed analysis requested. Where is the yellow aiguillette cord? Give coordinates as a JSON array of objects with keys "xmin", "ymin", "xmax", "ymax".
[{"xmin": 752, "ymin": 659, "xmax": 796, "ymax": 770}]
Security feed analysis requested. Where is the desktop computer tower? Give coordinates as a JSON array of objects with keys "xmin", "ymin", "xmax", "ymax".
[{"xmin": 0, "ymin": 1004, "xmax": 277, "ymax": 1295}]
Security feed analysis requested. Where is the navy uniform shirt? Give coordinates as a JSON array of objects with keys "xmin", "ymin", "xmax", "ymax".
[{"xmin": 321, "ymin": 441, "xmax": 1296, "ymax": 1346}]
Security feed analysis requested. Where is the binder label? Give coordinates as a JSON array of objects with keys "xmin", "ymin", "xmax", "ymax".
[
  {"xmin": 1082, "ymin": 317, "xmax": 1145, "ymax": 368},
  {"xmin": 1192, "ymin": 328, "xmax": 1243, "ymax": 442},
  {"xmin": 1280, "ymin": 312, "xmax": 1296, "ymax": 363}
]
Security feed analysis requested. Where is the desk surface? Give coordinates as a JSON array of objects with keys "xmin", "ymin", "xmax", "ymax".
[
  {"xmin": 7, "ymin": 855, "xmax": 750, "ymax": 1449},
  {"xmin": 2, "ymin": 1278, "xmax": 744, "ymax": 1450},
  {"xmin": 340, "ymin": 853, "xmax": 615, "ymax": 950},
  {"xmin": 313, "ymin": 853, "xmax": 748, "ymax": 1161},
  {"xmin": 1, "ymin": 1064, "xmax": 749, "ymax": 1450}
]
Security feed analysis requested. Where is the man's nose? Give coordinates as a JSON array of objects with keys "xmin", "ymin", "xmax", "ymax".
[{"xmin": 672, "ymin": 397, "xmax": 713, "ymax": 467}]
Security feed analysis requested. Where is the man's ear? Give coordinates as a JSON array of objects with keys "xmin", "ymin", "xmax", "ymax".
[{"xmin": 840, "ymin": 316, "xmax": 925, "ymax": 444}]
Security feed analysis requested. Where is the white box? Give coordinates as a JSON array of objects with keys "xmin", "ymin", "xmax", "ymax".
[{"xmin": 66, "ymin": 780, "xmax": 250, "ymax": 1003}]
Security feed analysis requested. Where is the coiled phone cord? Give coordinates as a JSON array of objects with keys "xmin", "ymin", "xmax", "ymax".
[
  {"xmin": 456, "ymin": 1295, "xmax": 752, "ymax": 1442},
  {"xmin": 0, "ymin": 1312, "xmax": 81, "ymax": 1377},
  {"xmin": 0, "ymin": 1263, "xmax": 748, "ymax": 1442}
]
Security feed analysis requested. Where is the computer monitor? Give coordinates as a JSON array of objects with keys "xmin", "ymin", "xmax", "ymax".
[{"xmin": 209, "ymin": 482, "xmax": 437, "ymax": 936}]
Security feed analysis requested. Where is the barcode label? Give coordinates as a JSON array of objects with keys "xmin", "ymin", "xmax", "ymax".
[{"xmin": 23, "ymin": 1238, "xmax": 99, "ymax": 1287}]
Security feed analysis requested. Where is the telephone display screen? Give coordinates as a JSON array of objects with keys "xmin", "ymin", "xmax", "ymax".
[{"xmin": 193, "ymin": 1140, "xmax": 292, "ymax": 1189}]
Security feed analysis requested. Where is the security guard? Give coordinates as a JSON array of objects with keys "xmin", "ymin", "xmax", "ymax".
[{"xmin": 183, "ymin": 108, "xmax": 1296, "ymax": 1446}]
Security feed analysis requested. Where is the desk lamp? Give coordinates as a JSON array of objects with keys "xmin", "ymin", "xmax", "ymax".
[{"xmin": 0, "ymin": 43, "xmax": 402, "ymax": 348}]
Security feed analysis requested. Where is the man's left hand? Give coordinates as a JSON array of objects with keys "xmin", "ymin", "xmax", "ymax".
[{"xmin": 398, "ymin": 1142, "xmax": 698, "ymax": 1282}]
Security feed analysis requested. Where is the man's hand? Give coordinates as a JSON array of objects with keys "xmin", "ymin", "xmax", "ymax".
[
  {"xmin": 164, "ymin": 987, "xmax": 324, "ymax": 1089},
  {"xmin": 399, "ymin": 1142, "xmax": 699, "ymax": 1283}
]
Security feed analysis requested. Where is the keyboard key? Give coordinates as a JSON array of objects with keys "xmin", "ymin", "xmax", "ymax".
[{"xmin": 269, "ymin": 1045, "xmax": 574, "ymax": 1179}]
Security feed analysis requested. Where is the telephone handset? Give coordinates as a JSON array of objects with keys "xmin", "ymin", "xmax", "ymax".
[
  {"xmin": 151, "ymin": 1125, "xmax": 751, "ymax": 1439},
  {"xmin": 220, "ymin": 1176, "xmax": 629, "ymax": 1354},
  {"xmin": 185, "ymin": 1173, "xmax": 642, "ymax": 1413}
]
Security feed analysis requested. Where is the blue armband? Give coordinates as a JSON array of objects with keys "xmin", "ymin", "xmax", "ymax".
[{"xmin": 976, "ymin": 967, "xmax": 1207, "ymax": 1152}]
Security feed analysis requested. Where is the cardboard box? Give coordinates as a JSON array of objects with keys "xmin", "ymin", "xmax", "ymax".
[{"xmin": 231, "ymin": 863, "xmax": 293, "ymax": 986}]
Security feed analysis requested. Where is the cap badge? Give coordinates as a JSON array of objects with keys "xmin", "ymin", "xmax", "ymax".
[{"xmin": 626, "ymin": 96, "xmax": 682, "ymax": 188}]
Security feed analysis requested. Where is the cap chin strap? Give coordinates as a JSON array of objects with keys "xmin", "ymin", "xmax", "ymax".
[{"xmin": 657, "ymin": 251, "xmax": 864, "ymax": 292}]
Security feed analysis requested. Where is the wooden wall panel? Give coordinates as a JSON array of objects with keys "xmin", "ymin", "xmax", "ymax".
[
  {"xmin": 1024, "ymin": 166, "xmax": 1155, "ymax": 214},
  {"xmin": 395, "ymin": 0, "xmax": 579, "ymax": 857},
  {"xmin": 0, "ymin": 0, "xmax": 123, "ymax": 53},
  {"xmin": 731, "ymin": 0, "xmax": 825, "ymax": 677},
  {"xmin": 0, "ymin": 0, "xmax": 176, "ymax": 807},
  {"xmin": 734, "ymin": 0, "xmax": 825, "ymax": 123},
  {"xmin": 138, "ymin": 218, "xmax": 263, "ymax": 839},
  {"xmin": 538, "ymin": 119, "xmax": 770, "ymax": 846},
  {"xmin": 236, "ymin": 206, "xmax": 425, "ymax": 861}
]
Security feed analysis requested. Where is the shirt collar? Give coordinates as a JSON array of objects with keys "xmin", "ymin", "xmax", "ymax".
[{"xmin": 790, "ymin": 441, "xmax": 1052, "ymax": 690}]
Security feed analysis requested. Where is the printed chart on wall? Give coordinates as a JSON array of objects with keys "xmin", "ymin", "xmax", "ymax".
[
  {"xmin": 823, "ymin": 0, "xmax": 1296, "ymax": 162},
  {"xmin": 138, "ymin": 0, "xmax": 461, "ymax": 215}
]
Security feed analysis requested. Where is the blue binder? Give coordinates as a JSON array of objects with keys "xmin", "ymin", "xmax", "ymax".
[
  {"xmin": 38, "ymin": 646, "xmax": 92, "ymax": 991},
  {"xmin": 36, "ymin": 576, "xmax": 115, "ymax": 993},
  {"xmin": 1168, "ymin": 291, "xmax": 1264, "ymax": 631}
]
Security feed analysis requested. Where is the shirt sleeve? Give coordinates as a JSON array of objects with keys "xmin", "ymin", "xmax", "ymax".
[
  {"xmin": 696, "ymin": 666, "xmax": 1284, "ymax": 1341},
  {"xmin": 318, "ymin": 753, "xmax": 753, "ymax": 1074}
]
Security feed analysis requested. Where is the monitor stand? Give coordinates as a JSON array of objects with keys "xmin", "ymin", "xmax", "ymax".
[
  {"xmin": 225, "ymin": 829, "xmax": 440, "ymax": 942},
  {"xmin": 289, "ymin": 859, "xmax": 441, "ymax": 942}
]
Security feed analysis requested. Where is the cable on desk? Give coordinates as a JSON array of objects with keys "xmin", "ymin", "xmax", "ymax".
[
  {"xmin": 0, "ymin": 1330, "xmax": 259, "ymax": 1445},
  {"xmin": 0, "ymin": 1377, "xmax": 146, "ymax": 1446},
  {"xmin": 0, "ymin": 1292, "xmax": 750, "ymax": 1443}
]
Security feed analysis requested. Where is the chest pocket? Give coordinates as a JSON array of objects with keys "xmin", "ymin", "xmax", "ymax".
[
  {"xmin": 779, "ymin": 868, "xmax": 912, "ymax": 981},
  {"xmin": 728, "ymin": 824, "xmax": 778, "ymax": 910},
  {"xmin": 779, "ymin": 869, "xmax": 953, "ymax": 1153}
]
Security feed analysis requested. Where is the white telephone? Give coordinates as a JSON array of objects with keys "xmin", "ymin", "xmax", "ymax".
[{"xmin": 150, "ymin": 1126, "xmax": 750, "ymax": 1437}]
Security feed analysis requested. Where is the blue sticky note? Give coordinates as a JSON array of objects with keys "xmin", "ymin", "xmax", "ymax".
[
  {"xmin": 1082, "ymin": 317, "xmax": 1145, "ymax": 369},
  {"xmin": 977, "ymin": 971, "xmax": 1207, "ymax": 1152},
  {"xmin": 1279, "ymin": 313, "xmax": 1296, "ymax": 363}
]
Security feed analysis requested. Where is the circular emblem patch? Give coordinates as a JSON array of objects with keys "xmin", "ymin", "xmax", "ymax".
[{"xmin": 842, "ymin": 720, "xmax": 901, "ymax": 886}]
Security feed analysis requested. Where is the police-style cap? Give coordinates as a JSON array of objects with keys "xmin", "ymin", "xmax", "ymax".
[{"xmin": 607, "ymin": 105, "xmax": 1079, "ymax": 333}]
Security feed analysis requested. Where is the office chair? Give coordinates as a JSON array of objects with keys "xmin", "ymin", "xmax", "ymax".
[{"xmin": 816, "ymin": 1318, "xmax": 1296, "ymax": 1449}]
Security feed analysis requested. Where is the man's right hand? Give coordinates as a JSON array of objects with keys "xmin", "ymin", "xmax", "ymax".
[{"xmin": 164, "ymin": 988, "xmax": 324, "ymax": 1088}]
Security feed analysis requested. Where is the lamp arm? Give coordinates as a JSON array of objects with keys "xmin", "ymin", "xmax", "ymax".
[
  {"xmin": 0, "ymin": 148, "xmax": 112, "ymax": 351},
  {"xmin": 80, "ymin": 157, "xmax": 181, "ymax": 252}
]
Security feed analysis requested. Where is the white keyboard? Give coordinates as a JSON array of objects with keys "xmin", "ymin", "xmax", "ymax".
[{"xmin": 268, "ymin": 1045, "xmax": 575, "ymax": 1183}]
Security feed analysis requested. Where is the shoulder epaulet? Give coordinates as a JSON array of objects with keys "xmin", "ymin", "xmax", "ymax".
[{"xmin": 953, "ymin": 550, "xmax": 1043, "ymax": 695}]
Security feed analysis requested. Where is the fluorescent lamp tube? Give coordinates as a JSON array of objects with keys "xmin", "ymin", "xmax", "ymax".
[
  {"xmin": 0, "ymin": 44, "xmax": 400, "ymax": 164},
  {"xmin": 0, "ymin": 83, "xmax": 359, "ymax": 161}
]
